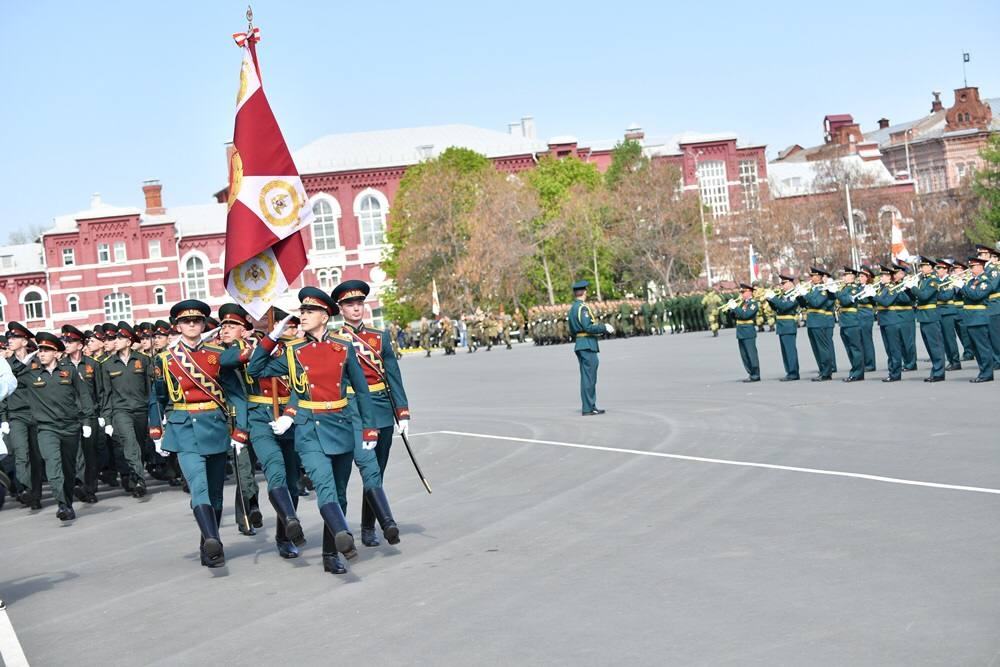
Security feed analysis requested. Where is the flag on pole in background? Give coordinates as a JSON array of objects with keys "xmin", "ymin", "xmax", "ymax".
[
  {"xmin": 749, "ymin": 244, "xmax": 760, "ymax": 282},
  {"xmin": 431, "ymin": 279, "xmax": 441, "ymax": 316},
  {"xmin": 890, "ymin": 213, "xmax": 913, "ymax": 263},
  {"xmin": 224, "ymin": 27, "xmax": 309, "ymax": 319}
]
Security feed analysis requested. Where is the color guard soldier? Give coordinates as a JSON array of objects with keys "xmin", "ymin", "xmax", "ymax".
[
  {"xmin": 248, "ymin": 287, "xmax": 381, "ymax": 576},
  {"xmin": 767, "ymin": 274, "xmax": 800, "ymax": 381},
  {"xmin": 220, "ymin": 305, "xmax": 307, "ymax": 559},
  {"xmin": 62, "ymin": 324, "xmax": 102, "ymax": 503},
  {"xmin": 568, "ymin": 280, "xmax": 614, "ymax": 415},
  {"xmin": 3, "ymin": 322, "xmax": 42, "ymax": 508},
  {"xmin": 150, "ymin": 300, "xmax": 235, "ymax": 567},
  {"xmin": 100, "ymin": 322, "xmax": 152, "ymax": 498},
  {"xmin": 333, "ymin": 279, "xmax": 407, "ymax": 549},
  {"xmin": 732, "ymin": 283, "xmax": 760, "ymax": 382},
  {"xmin": 796, "ymin": 267, "xmax": 837, "ymax": 381},
  {"xmin": 835, "ymin": 268, "xmax": 865, "ymax": 382},
  {"xmin": 910, "ymin": 256, "xmax": 946, "ymax": 382},
  {"xmin": 856, "ymin": 267, "xmax": 878, "ymax": 373},
  {"xmin": 955, "ymin": 256, "xmax": 994, "ymax": 382},
  {"xmin": 8, "ymin": 332, "xmax": 93, "ymax": 521}
]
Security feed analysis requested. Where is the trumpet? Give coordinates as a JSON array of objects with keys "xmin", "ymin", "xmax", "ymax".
[
  {"xmin": 717, "ymin": 298, "xmax": 740, "ymax": 312},
  {"xmin": 938, "ymin": 269, "xmax": 973, "ymax": 290},
  {"xmin": 851, "ymin": 284, "xmax": 878, "ymax": 301}
]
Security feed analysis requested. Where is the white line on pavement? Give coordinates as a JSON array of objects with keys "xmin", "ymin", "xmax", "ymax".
[{"xmin": 423, "ymin": 431, "xmax": 1000, "ymax": 496}]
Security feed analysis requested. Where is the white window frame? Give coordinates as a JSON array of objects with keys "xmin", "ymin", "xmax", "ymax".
[
  {"xmin": 148, "ymin": 239, "xmax": 161, "ymax": 259},
  {"xmin": 62, "ymin": 248, "xmax": 75, "ymax": 266},
  {"xmin": 182, "ymin": 253, "xmax": 209, "ymax": 299},
  {"xmin": 113, "ymin": 241, "xmax": 127, "ymax": 263},
  {"xmin": 316, "ymin": 267, "xmax": 342, "ymax": 291},
  {"xmin": 354, "ymin": 188, "xmax": 389, "ymax": 247},
  {"xmin": 67, "ymin": 294, "xmax": 80, "ymax": 313},
  {"xmin": 153, "ymin": 286, "xmax": 166, "ymax": 305},
  {"xmin": 738, "ymin": 159, "xmax": 760, "ymax": 211},
  {"xmin": 97, "ymin": 243, "xmax": 110, "ymax": 264},
  {"xmin": 311, "ymin": 194, "xmax": 342, "ymax": 252},
  {"xmin": 697, "ymin": 160, "xmax": 730, "ymax": 217},
  {"xmin": 103, "ymin": 292, "xmax": 133, "ymax": 322},
  {"xmin": 20, "ymin": 288, "xmax": 46, "ymax": 321}
]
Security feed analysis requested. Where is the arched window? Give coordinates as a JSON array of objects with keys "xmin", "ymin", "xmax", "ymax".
[
  {"xmin": 851, "ymin": 210, "xmax": 867, "ymax": 237},
  {"xmin": 22, "ymin": 290, "xmax": 44, "ymax": 321},
  {"xmin": 67, "ymin": 295, "xmax": 80, "ymax": 313},
  {"xmin": 0, "ymin": 293, "xmax": 6, "ymax": 322},
  {"xmin": 184, "ymin": 256, "xmax": 208, "ymax": 299},
  {"xmin": 154, "ymin": 286, "xmax": 166, "ymax": 305},
  {"xmin": 356, "ymin": 192, "xmax": 387, "ymax": 246},
  {"xmin": 312, "ymin": 197, "xmax": 341, "ymax": 251},
  {"xmin": 104, "ymin": 293, "xmax": 132, "ymax": 321},
  {"xmin": 316, "ymin": 268, "xmax": 342, "ymax": 291}
]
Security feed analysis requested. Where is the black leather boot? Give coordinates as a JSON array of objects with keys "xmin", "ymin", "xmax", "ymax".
[
  {"xmin": 360, "ymin": 493, "xmax": 379, "ymax": 547},
  {"xmin": 274, "ymin": 516, "xmax": 299, "ymax": 559},
  {"xmin": 235, "ymin": 493, "xmax": 256, "ymax": 536},
  {"xmin": 248, "ymin": 494, "xmax": 263, "ymax": 528},
  {"xmin": 131, "ymin": 474, "xmax": 146, "ymax": 499},
  {"xmin": 319, "ymin": 502, "xmax": 357, "ymax": 559},
  {"xmin": 364, "ymin": 487, "xmax": 400, "ymax": 545},
  {"xmin": 268, "ymin": 486, "xmax": 305, "ymax": 547},
  {"xmin": 322, "ymin": 525, "xmax": 346, "ymax": 574},
  {"xmin": 193, "ymin": 504, "xmax": 225, "ymax": 568}
]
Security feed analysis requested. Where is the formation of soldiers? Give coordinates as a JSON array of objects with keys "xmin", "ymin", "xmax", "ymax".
[
  {"xmin": 0, "ymin": 280, "xmax": 413, "ymax": 577},
  {"xmin": 721, "ymin": 244, "xmax": 1000, "ymax": 383}
]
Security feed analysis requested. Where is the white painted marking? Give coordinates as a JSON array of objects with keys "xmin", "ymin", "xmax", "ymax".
[{"xmin": 423, "ymin": 431, "xmax": 1000, "ymax": 496}]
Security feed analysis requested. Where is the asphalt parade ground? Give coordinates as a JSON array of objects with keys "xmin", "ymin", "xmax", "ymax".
[{"xmin": 2, "ymin": 329, "xmax": 999, "ymax": 666}]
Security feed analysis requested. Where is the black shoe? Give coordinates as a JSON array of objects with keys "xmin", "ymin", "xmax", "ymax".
[
  {"xmin": 582, "ymin": 409, "xmax": 606, "ymax": 416},
  {"xmin": 361, "ymin": 526, "xmax": 380, "ymax": 547},
  {"xmin": 924, "ymin": 376, "xmax": 945, "ymax": 382},
  {"xmin": 779, "ymin": 376, "xmax": 799, "ymax": 382},
  {"xmin": 322, "ymin": 552, "xmax": 347, "ymax": 574},
  {"xmin": 842, "ymin": 376, "xmax": 864, "ymax": 382},
  {"xmin": 742, "ymin": 377, "xmax": 760, "ymax": 383},
  {"xmin": 945, "ymin": 363, "xmax": 962, "ymax": 371},
  {"xmin": 73, "ymin": 485, "xmax": 88, "ymax": 503},
  {"xmin": 131, "ymin": 476, "xmax": 146, "ymax": 499},
  {"xmin": 962, "ymin": 354, "xmax": 975, "ymax": 361},
  {"xmin": 85, "ymin": 492, "xmax": 98, "ymax": 504},
  {"xmin": 56, "ymin": 503, "xmax": 75, "ymax": 521},
  {"xmin": 970, "ymin": 377, "xmax": 994, "ymax": 383},
  {"xmin": 903, "ymin": 366, "xmax": 917, "ymax": 372},
  {"xmin": 882, "ymin": 376, "xmax": 901, "ymax": 382},
  {"xmin": 276, "ymin": 540, "xmax": 300, "ymax": 559},
  {"xmin": 248, "ymin": 495, "xmax": 263, "ymax": 528},
  {"xmin": 811, "ymin": 376, "xmax": 831, "ymax": 382}
]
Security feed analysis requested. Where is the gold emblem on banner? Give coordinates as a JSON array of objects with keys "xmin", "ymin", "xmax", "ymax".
[
  {"xmin": 237, "ymin": 57, "xmax": 251, "ymax": 105},
  {"xmin": 258, "ymin": 179, "xmax": 302, "ymax": 228},
  {"xmin": 232, "ymin": 251, "xmax": 278, "ymax": 301},
  {"xmin": 228, "ymin": 149, "xmax": 244, "ymax": 210}
]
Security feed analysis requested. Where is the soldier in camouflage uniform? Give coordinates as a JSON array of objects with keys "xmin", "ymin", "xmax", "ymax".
[
  {"xmin": 441, "ymin": 316, "xmax": 456, "ymax": 355},
  {"xmin": 419, "ymin": 317, "xmax": 431, "ymax": 357}
]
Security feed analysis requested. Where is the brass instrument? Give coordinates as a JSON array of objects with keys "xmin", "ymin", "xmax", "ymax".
[
  {"xmin": 937, "ymin": 269, "xmax": 973, "ymax": 290},
  {"xmin": 717, "ymin": 298, "xmax": 740, "ymax": 312}
]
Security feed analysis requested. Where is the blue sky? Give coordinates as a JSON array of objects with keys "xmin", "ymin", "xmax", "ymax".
[{"xmin": 1, "ymin": 0, "xmax": 998, "ymax": 240}]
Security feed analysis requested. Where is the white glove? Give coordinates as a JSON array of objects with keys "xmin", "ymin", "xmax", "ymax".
[
  {"xmin": 604, "ymin": 323, "xmax": 615, "ymax": 335},
  {"xmin": 230, "ymin": 438, "xmax": 243, "ymax": 456},
  {"xmin": 0, "ymin": 421, "xmax": 9, "ymax": 435},
  {"xmin": 154, "ymin": 439, "xmax": 169, "ymax": 458},
  {"xmin": 397, "ymin": 419, "xmax": 409, "ymax": 436},
  {"xmin": 825, "ymin": 283, "xmax": 839, "ymax": 293},
  {"xmin": 22, "ymin": 351, "xmax": 36, "ymax": 365},
  {"xmin": 763, "ymin": 290, "xmax": 776, "ymax": 300},
  {"xmin": 200, "ymin": 327, "xmax": 220, "ymax": 343},
  {"xmin": 105, "ymin": 424, "xmax": 114, "ymax": 437},
  {"xmin": 0, "ymin": 432, "xmax": 7, "ymax": 458},
  {"xmin": 98, "ymin": 417, "xmax": 106, "ymax": 428},
  {"xmin": 270, "ymin": 415, "xmax": 293, "ymax": 435},
  {"xmin": 952, "ymin": 279, "xmax": 966, "ymax": 289},
  {"xmin": 269, "ymin": 314, "xmax": 296, "ymax": 341},
  {"xmin": 362, "ymin": 439, "xmax": 377, "ymax": 450},
  {"xmin": 82, "ymin": 425, "xmax": 92, "ymax": 439}
]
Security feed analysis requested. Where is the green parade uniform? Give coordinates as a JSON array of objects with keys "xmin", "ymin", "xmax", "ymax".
[
  {"xmin": 3, "ymin": 322, "xmax": 42, "ymax": 508},
  {"xmin": 767, "ymin": 276, "xmax": 800, "ymax": 380},
  {"xmin": 909, "ymin": 258, "xmax": 946, "ymax": 381},
  {"xmin": 960, "ymin": 257, "xmax": 995, "ymax": 382},
  {"xmin": 9, "ymin": 332, "xmax": 92, "ymax": 521},
  {"xmin": 834, "ymin": 270, "xmax": 865, "ymax": 382},
  {"xmin": 796, "ymin": 268, "xmax": 837, "ymax": 380},
  {"xmin": 934, "ymin": 263, "xmax": 961, "ymax": 370},
  {"xmin": 101, "ymin": 323, "xmax": 153, "ymax": 498},
  {"xmin": 856, "ymin": 269, "xmax": 878, "ymax": 372},
  {"xmin": 732, "ymin": 286, "xmax": 760, "ymax": 382},
  {"xmin": 568, "ymin": 280, "xmax": 611, "ymax": 415},
  {"xmin": 61, "ymin": 325, "xmax": 103, "ymax": 503},
  {"xmin": 875, "ymin": 266, "xmax": 912, "ymax": 381}
]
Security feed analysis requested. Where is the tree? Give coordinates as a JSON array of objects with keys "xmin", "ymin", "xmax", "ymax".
[
  {"xmin": 605, "ymin": 139, "xmax": 646, "ymax": 190},
  {"xmin": 7, "ymin": 223, "xmax": 46, "ymax": 244},
  {"xmin": 967, "ymin": 133, "xmax": 1000, "ymax": 246}
]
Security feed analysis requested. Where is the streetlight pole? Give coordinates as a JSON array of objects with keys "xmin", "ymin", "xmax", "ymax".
[{"xmin": 691, "ymin": 150, "xmax": 713, "ymax": 286}]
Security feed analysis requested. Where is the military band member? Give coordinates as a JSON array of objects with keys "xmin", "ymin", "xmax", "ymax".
[
  {"xmin": 796, "ymin": 267, "xmax": 837, "ymax": 381},
  {"xmin": 101, "ymin": 322, "xmax": 152, "ymax": 498},
  {"xmin": 732, "ymin": 284, "xmax": 760, "ymax": 382},
  {"xmin": 62, "ymin": 325, "xmax": 102, "ymax": 503},
  {"xmin": 150, "ymin": 300, "xmax": 234, "ymax": 568},
  {"xmin": 835, "ymin": 268, "xmax": 865, "ymax": 382},
  {"xmin": 973, "ymin": 245, "xmax": 1000, "ymax": 370},
  {"xmin": 876, "ymin": 264, "xmax": 913, "ymax": 382},
  {"xmin": 333, "ymin": 279, "xmax": 407, "ymax": 548},
  {"xmin": 3, "ymin": 322, "xmax": 42, "ymax": 508},
  {"xmin": 568, "ymin": 280, "xmax": 614, "ymax": 415},
  {"xmin": 9, "ymin": 332, "xmax": 93, "ymax": 521},
  {"xmin": 934, "ymin": 259, "xmax": 961, "ymax": 370},
  {"xmin": 910, "ymin": 256, "xmax": 946, "ymax": 382},
  {"xmin": 855, "ymin": 267, "xmax": 878, "ymax": 372},
  {"xmin": 950, "ymin": 261, "xmax": 976, "ymax": 361},
  {"xmin": 956, "ymin": 256, "xmax": 994, "ymax": 382},
  {"xmin": 766, "ymin": 274, "xmax": 800, "ymax": 381},
  {"xmin": 248, "ymin": 287, "xmax": 381, "ymax": 575}
]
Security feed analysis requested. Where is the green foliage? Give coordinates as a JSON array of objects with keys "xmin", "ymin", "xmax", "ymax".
[
  {"xmin": 605, "ymin": 139, "xmax": 646, "ymax": 190},
  {"xmin": 378, "ymin": 281, "xmax": 420, "ymax": 325},
  {"xmin": 967, "ymin": 133, "xmax": 1000, "ymax": 246},
  {"xmin": 524, "ymin": 156, "xmax": 602, "ymax": 221}
]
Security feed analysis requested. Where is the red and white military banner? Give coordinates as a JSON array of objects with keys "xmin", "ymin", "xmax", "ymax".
[{"xmin": 224, "ymin": 27, "xmax": 309, "ymax": 319}]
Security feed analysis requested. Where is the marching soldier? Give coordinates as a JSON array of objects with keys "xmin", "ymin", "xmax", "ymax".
[
  {"xmin": 767, "ymin": 274, "xmax": 800, "ymax": 381},
  {"xmin": 950, "ymin": 261, "xmax": 976, "ymax": 362},
  {"xmin": 441, "ymin": 316, "xmax": 456, "ymax": 355},
  {"xmin": 856, "ymin": 267, "xmax": 878, "ymax": 373},
  {"xmin": 974, "ymin": 245, "xmax": 1000, "ymax": 370},
  {"xmin": 62, "ymin": 325, "xmax": 102, "ymax": 504},
  {"xmin": 419, "ymin": 317, "xmax": 432, "ymax": 357},
  {"xmin": 248, "ymin": 287, "xmax": 381, "ymax": 576},
  {"xmin": 731, "ymin": 284, "xmax": 760, "ymax": 382},
  {"xmin": 9, "ymin": 332, "xmax": 93, "ymax": 521},
  {"xmin": 910, "ymin": 256, "xmax": 946, "ymax": 382},
  {"xmin": 388, "ymin": 321, "xmax": 403, "ymax": 359},
  {"xmin": 150, "ymin": 300, "xmax": 235, "ymax": 568},
  {"xmin": 333, "ymin": 280, "xmax": 408, "ymax": 550},
  {"xmin": 897, "ymin": 262, "xmax": 918, "ymax": 372},
  {"xmin": 101, "ymin": 322, "xmax": 154, "ymax": 498},
  {"xmin": 796, "ymin": 267, "xmax": 837, "ymax": 381},
  {"xmin": 875, "ymin": 263, "xmax": 912, "ymax": 382},
  {"xmin": 2, "ymin": 322, "xmax": 42, "ymax": 508},
  {"xmin": 835, "ymin": 268, "xmax": 865, "ymax": 382},
  {"xmin": 934, "ymin": 259, "xmax": 961, "ymax": 371},
  {"xmin": 955, "ymin": 257, "xmax": 994, "ymax": 382}
]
